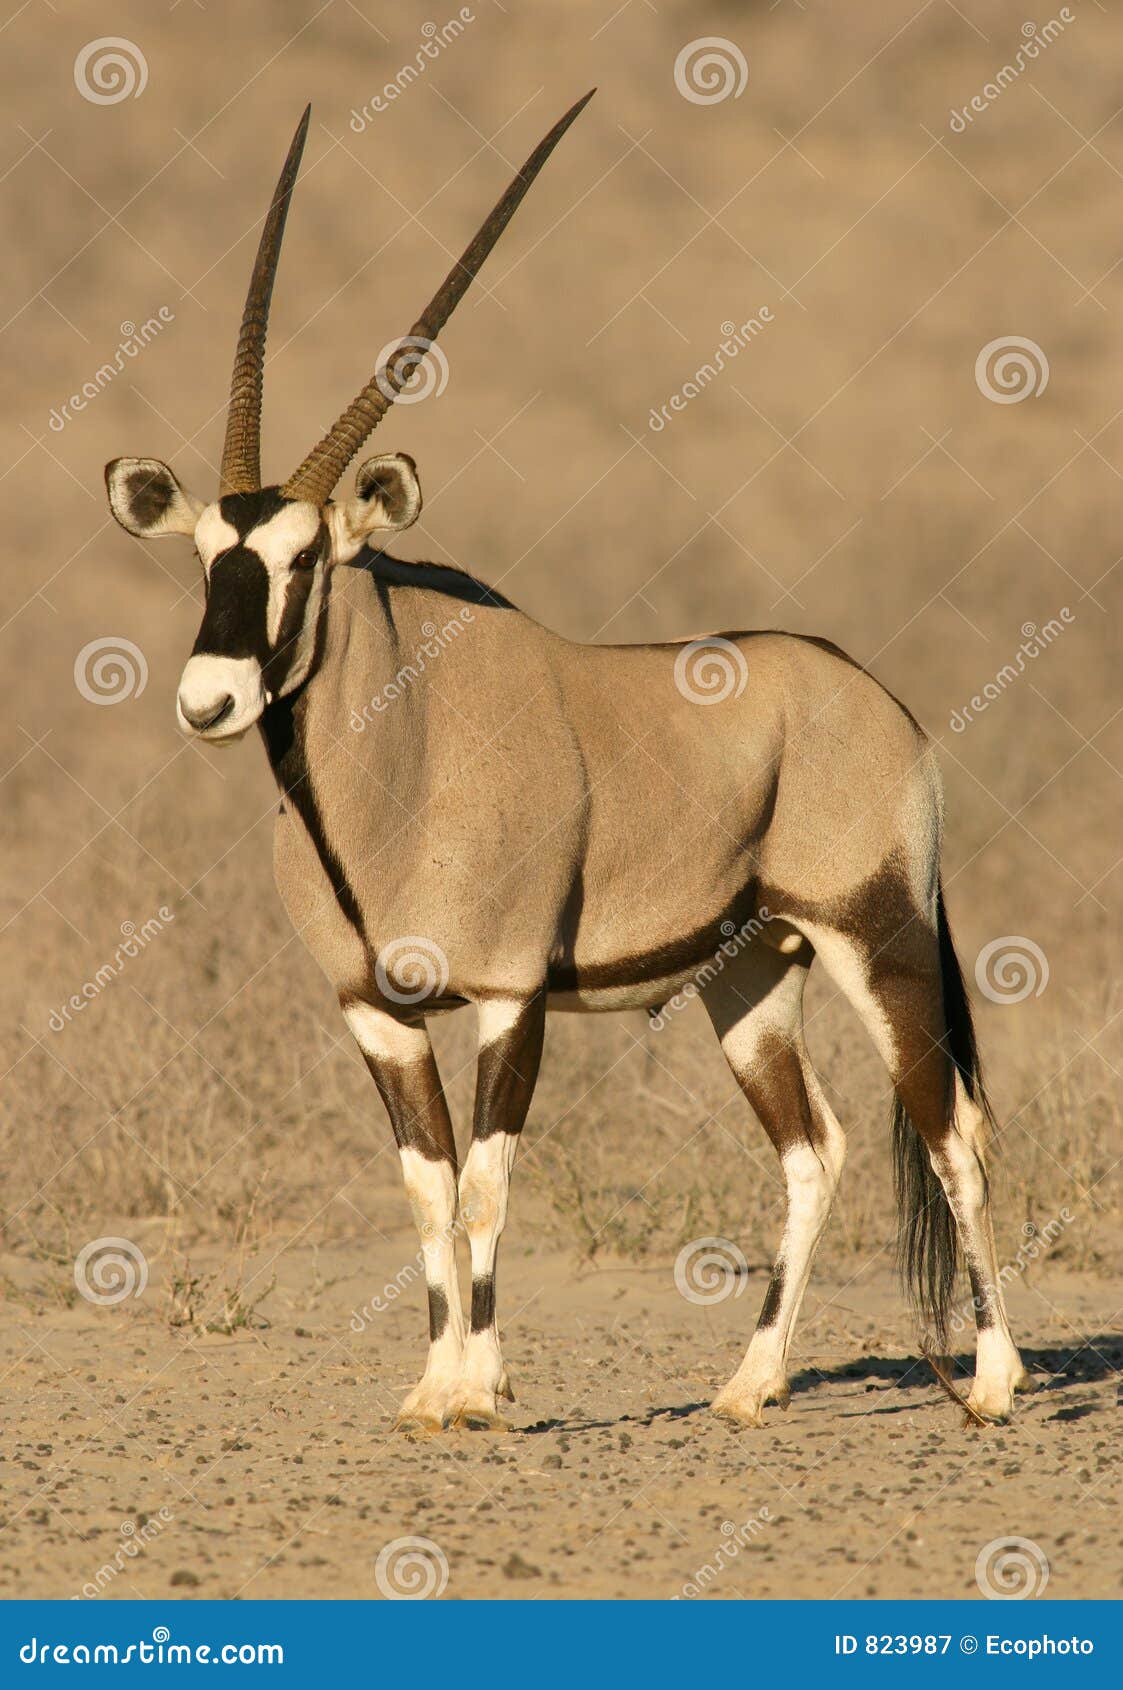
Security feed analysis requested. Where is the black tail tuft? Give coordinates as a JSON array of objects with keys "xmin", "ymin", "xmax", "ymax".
[{"xmin": 892, "ymin": 881, "xmax": 993, "ymax": 1346}]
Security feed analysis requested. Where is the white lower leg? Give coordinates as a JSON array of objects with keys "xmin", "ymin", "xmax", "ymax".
[
  {"xmin": 451, "ymin": 1131, "xmax": 518, "ymax": 1423},
  {"xmin": 936, "ymin": 1081, "xmax": 1026, "ymax": 1418},
  {"xmin": 716, "ymin": 1119, "xmax": 844, "ymax": 1424},
  {"xmin": 395, "ymin": 1149, "xmax": 465, "ymax": 1426}
]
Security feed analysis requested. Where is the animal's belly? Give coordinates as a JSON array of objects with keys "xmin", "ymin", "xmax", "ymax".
[{"xmin": 545, "ymin": 879, "xmax": 769, "ymax": 1012}]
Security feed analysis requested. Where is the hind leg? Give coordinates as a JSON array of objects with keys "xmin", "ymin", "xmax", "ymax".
[
  {"xmin": 702, "ymin": 936, "xmax": 846, "ymax": 1428},
  {"xmin": 801, "ymin": 911, "xmax": 1028, "ymax": 1421}
]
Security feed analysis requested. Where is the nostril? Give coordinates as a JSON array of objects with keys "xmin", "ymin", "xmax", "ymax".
[{"xmin": 181, "ymin": 694, "xmax": 234, "ymax": 732}]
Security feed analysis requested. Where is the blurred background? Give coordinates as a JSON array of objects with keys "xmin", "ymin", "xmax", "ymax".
[{"xmin": 1, "ymin": 0, "xmax": 1118, "ymax": 1284}]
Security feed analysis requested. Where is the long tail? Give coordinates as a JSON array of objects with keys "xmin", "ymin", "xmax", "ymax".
[{"xmin": 891, "ymin": 879, "xmax": 993, "ymax": 1345}]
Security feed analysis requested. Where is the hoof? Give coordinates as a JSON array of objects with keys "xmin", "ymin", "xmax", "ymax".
[
  {"xmin": 711, "ymin": 1378, "xmax": 789, "ymax": 1429},
  {"xmin": 965, "ymin": 1384, "xmax": 1015, "ymax": 1424},
  {"xmin": 447, "ymin": 1405, "xmax": 510, "ymax": 1433},
  {"xmin": 393, "ymin": 1410, "xmax": 443, "ymax": 1436}
]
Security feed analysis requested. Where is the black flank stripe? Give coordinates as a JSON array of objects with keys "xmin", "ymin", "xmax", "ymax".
[{"xmin": 260, "ymin": 691, "xmax": 366, "ymax": 940}]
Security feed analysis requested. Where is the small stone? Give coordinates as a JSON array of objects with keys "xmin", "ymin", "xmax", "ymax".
[{"xmin": 502, "ymin": 1552, "xmax": 540, "ymax": 1580}]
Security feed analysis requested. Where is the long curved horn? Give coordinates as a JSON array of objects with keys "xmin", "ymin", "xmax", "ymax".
[
  {"xmin": 283, "ymin": 89, "xmax": 595, "ymax": 507},
  {"xmin": 219, "ymin": 105, "xmax": 311, "ymax": 495}
]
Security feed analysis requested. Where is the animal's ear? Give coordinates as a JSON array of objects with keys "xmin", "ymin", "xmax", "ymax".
[
  {"xmin": 326, "ymin": 452, "xmax": 422, "ymax": 563},
  {"xmin": 105, "ymin": 458, "xmax": 204, "ymax": 539}
]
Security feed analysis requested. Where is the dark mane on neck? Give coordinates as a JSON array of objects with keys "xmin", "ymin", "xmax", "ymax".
[{"xmin": 358, "ymin": 550, "xmax": 515, "ymax": 610}]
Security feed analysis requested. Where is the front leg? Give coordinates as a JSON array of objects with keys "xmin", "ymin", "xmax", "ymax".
[
  {"xmin": 342, "ymin": 999, "xmax": 464, "ymax": 1433},
  {"xmin": 447, "ymin": 994, "xmax": 545, "ymax": 1431}
]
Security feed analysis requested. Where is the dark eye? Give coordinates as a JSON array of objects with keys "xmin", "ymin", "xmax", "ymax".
[{"xmin": 293, "ymin": 546, "xmax": 319, "ymax": 570}]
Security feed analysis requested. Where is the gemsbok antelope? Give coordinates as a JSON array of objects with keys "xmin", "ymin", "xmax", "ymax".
[{"xmin": 106, "ymin": 94, "xmax": 1031, "ymax": 1432}]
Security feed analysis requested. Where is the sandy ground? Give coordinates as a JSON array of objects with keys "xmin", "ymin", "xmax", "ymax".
[{"xmin": 1, "ymin": 1238, "xmax": 1118, "ymax": 1602}]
